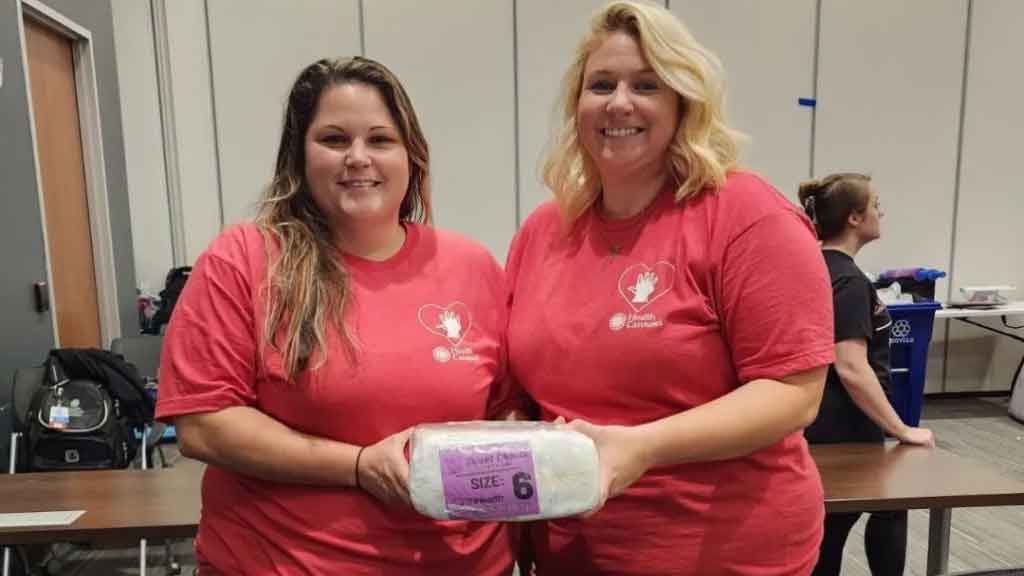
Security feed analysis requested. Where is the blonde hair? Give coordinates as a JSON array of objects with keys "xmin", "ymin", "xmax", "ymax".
[
  {"xmin": 255, "ymin": 57, "xmax": 431, "ymax": 378},
  {"xmin": 543, "ymin": 0, "xmax": 743, "ymax": 224}
]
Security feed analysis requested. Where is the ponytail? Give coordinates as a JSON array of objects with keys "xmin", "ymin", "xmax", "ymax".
[{"xmin": 797, "ymin": 178, "xmax": 824, "ymax": 223}]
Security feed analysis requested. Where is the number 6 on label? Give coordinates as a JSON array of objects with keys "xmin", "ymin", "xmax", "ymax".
[{"xmin": 512, "ymin": 472, "xmax": 534, "ymax": 500}]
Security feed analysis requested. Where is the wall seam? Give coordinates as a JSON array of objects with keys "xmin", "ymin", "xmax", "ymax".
[
  {"xmin": 203, "ymin": 0, "xmax": 225, "ymax": 229},
  {"xmin": 358, "ymin": 0, "xmax": 366, "ymax": 56},
  {"xmin": 941, "ymin": 0, "xmax": 974, "ymax": 393},
  {"xmin": 512, "ymin": 0, "xmax": 521, "ymax": 226},
  {"xmin": 809, "ymin": 0, "xmax": 823, "ymax": 177},
  {"xmin": 149, "ymin": 0, "xmax": 187, "ymax": 266}
]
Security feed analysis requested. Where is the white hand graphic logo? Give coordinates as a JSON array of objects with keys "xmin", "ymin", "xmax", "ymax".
[
  {"xmin": 628, "ymin": 271, "xmax": 658, "ymax": 303},
  {"xmin": 437, "ymin": 310, "xmax": 462, "ymax": 340}
]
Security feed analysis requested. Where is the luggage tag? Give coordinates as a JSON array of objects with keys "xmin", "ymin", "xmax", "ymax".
[
  {"xmin": 49, "ymin": 403, "xmax": 70, "ymax": 429},
  {"xmin": 48, "ymin": 385, "xmax": 69, "ymax": 429}
]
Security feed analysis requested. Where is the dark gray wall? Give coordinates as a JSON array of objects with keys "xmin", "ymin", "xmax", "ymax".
[
  {"xmin": 0, "ymin": 0, "xmax": 55, "ymax": 401},
  {"xmin": 0, "ymin": 0, "xmax": 138, "ymax": 393}
]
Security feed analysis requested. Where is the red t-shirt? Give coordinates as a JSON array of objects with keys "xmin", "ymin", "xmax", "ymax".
[
  {"xmin": 156, "ymin": 222, "xmax": 517, "ymax": 575},
  {"xmin": 507, "ymin": 172, "xmax": 835, "ymax": 576}
]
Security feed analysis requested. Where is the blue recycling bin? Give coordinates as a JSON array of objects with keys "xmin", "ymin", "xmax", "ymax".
[{"xmin": 887, "ymin": 301, "xmax": 942, "ymax": 426}]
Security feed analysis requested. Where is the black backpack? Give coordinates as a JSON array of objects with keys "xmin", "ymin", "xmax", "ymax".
[
  {"xmin": 24, "ymin": 351, "xmax": 150, "ymax": 471},
  {"xmin": 145, "ymin": 266, "xmax": 192, "ymax": 334}
]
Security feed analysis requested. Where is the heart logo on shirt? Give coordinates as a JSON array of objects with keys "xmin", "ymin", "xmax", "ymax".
[
  {"xmin": 617, "ymin": 261, "xmax": 676, "ymax": 313},
  {"xmin": 418, "ymin": 302, "xmax": 473, "ymax": 346}
]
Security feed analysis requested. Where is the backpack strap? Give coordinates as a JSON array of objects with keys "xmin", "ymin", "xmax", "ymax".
[{"xmin": 44, "ymin": 352, "xmax": 69, "ymax": 389}]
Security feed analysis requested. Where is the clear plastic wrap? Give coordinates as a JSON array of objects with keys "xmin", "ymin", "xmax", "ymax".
[{"xmin": 409, "ymin": 421, "xmax": 600, "ymax": 521}]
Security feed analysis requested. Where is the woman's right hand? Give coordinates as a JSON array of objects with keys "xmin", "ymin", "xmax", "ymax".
[
  {"xmin": 356, "ymin": 427, "xmax": 413, "ymax": 507},
  {"xmin": 898, "ymin": 426, "xmax": 935, "ymax": 448},
  {"xmin": 565, "ymin": 419, "xmax": 654, "ymax": 516}
]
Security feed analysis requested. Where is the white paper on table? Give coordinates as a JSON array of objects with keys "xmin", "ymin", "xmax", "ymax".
[{"xmin": 0, "ymin": 510, "xmax": 85, "ymax": 528}]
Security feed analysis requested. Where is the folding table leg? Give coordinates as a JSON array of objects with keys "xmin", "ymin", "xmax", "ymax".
[
  {"xmin": 4, "ymin": 432, "xmax": 19, "ymax": 576},
  {"xmin": 926, "ymin": 507, "xmax": 952, "ymax": 576},
  {"xmin": 139, "ymin": 427, "xmax": 148, "ymax": 576}
]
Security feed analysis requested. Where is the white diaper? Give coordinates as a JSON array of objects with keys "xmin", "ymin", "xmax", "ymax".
[{"xmin": 409, "ymin": 421, "xmax": 601, "ymax": 521}]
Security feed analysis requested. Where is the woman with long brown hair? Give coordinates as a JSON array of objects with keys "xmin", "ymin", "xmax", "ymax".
[{"xmin": 156, "ymin": 57, "xmax": 518, "ymax": 575}]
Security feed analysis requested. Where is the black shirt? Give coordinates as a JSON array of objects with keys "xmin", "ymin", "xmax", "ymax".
[{"xmin": 805, "ymin": 249, "xmax": 892, "ymax": 444}]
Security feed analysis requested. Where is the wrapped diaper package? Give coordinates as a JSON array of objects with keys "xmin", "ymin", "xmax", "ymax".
[{"xmin": 409, "ymin": 421, "xmax": 601, "ymax": 521}]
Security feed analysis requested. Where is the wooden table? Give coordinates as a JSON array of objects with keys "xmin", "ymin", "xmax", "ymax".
[
  {"xmin": 3, "ymin": 446, "xmax": 1023, "ymax": 576},
  {"xmin": 0, "ymin": 459, "xmax": 202, "ymax": 545},
  {"xmin": 812, "ymin": 442, "xmax": 1024, "ymax": 575}
]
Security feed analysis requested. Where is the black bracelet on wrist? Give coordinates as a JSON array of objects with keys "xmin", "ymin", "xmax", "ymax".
[{"xmin": 354, "ymin": 446, "xmax": 366, "ymax": 489}]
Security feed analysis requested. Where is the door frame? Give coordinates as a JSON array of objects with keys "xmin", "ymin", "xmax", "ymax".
[{"xmin": 16, "ymin": 0, "xmax": 122, "ymax": 346}]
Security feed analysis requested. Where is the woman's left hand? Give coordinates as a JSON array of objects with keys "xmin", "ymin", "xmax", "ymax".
[{"xmin": 566, "ymin": 419, "xmax": 654, "ymax": 515}]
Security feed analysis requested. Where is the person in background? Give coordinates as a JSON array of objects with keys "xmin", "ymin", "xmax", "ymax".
[
  {"xmin": 506, "ymin": 2, "xmax": 836, "ymax": 574},
  {"xmin": 800, "ymin": 172, "xmax": 935, "ymax": 576},
  {"xmin": 156, "ymin": 57, "xmax": 518, "ymax": 575}
]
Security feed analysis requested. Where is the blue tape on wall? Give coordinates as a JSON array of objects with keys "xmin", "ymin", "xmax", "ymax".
[{"xmin": 798, "ymin": 97, "xmax": 817, "ymax": 107}]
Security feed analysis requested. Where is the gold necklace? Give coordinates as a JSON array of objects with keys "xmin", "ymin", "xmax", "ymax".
[
  {"xmin": 597, "ymin": 223, "xmax": 644, "ymax": 256},
  {"xmin": 592, "ymin": 196, "xmax": 659, "ymax": 258}
]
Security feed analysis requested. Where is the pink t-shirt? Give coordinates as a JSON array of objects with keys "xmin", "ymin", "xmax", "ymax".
[
  {"xmin": 507, "ymin": 172, "xmax": 835, "ymax": 576},
  {"xmin": 156, "ymin": 222, "xmax": 517, "ymax": 575}
]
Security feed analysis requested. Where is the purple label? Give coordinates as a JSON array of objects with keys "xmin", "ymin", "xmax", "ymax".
[{"xmin": 439, "ymin": 441, "xmax": 540, "ymax": 520}]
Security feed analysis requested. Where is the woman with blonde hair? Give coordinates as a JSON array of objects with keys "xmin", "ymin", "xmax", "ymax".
[
  {"xmin": 800, "ymin": 173, "xmax": 934, "ymax": 576},
  {"xmin": 507, "ymin": 2, "xmax": 835, "ymax": 574},
  {"xmin": 156, "ymin": 57, "xmax": 519, "ymax": 575}
]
